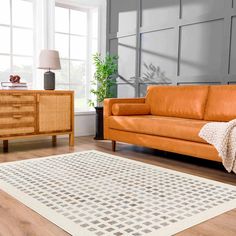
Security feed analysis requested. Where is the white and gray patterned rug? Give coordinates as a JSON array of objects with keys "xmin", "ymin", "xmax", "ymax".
[{"xmin": 0, "ymin": 150, "xmax": 236, "ymax": 236}]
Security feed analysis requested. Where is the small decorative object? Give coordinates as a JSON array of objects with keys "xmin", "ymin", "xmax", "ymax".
[
  {"xmin": 38, "ymin": 50, "xmax": 61, "ymax": 90},
  {"xmin": 89, "ymin": 53, "xmax": 118, "ymax": 140},
  {"xmin": 10, "ymin": 75, "xmax": 21, "ymax": 83},
  {"xmin": 1, "ymin": 75, "xmax": 27, "ymax": 90}
]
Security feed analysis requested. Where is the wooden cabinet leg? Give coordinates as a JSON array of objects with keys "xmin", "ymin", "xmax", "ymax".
[
  {"xmin": 112, "ymin": 140, "xmax": 116, "ymax": 152},
  {"xmin": 3, "ymin": 140, "xmax": 8, "ymax": 153},
  {"xmin": 52, "ymin": 135, "xmax": 57, "ymax": 146},
  {"xmin": 69, "ymin": 133, "xmax": 74, "ymax": 146}
]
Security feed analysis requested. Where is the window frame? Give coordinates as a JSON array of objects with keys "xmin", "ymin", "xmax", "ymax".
[
  {"xmin": 0, "ymin": 0, "xmax": 36, "ymax": 86},
  {"xmin": 54, "ymin": 2, "xmax": 100, "ymax": 112}
]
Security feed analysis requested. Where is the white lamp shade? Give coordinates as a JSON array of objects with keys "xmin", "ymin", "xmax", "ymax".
[{"xmin": 38, "ymin": 50, "xmax": 61, "ymax": 70}]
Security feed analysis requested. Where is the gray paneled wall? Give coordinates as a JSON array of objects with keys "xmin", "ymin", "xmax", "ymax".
[{"xmin": 107, "ymin": 0, "xmax": 236, "ymax": 97}]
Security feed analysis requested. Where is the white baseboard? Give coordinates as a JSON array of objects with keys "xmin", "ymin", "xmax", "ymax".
[{"xmin": 74, "ymin": 112, "xmax": 96, "ymax": 137}]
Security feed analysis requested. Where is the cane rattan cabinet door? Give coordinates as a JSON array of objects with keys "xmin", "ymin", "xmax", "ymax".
[{"xmin": 38, "ymin": 94, "xmax": 72, "ymax": 133}]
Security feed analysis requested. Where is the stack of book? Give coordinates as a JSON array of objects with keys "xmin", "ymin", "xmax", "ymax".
[{"xmin": 1, "ymin": 82, "xmax": 28, "ymax": 90}]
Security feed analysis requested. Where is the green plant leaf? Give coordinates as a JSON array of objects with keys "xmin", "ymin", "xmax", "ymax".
[{"xmin": 88, "ymin": 53, "xmax": 118, "ymax": 107}]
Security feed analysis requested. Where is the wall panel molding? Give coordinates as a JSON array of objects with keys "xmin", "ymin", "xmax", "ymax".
[
  {"xmin": 229, "ymin": 16, "xmax": 236, "ymax": 75},
  {"xmin": 107, "ymin": 0, "xmax": 236, "ymax": 97}
]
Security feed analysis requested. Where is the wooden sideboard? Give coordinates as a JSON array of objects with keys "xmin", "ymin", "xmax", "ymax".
[{"xmin": 0, "ymin": 90, "xmax": 74, "ymax": 152}]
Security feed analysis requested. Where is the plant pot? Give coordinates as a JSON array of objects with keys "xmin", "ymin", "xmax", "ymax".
[{"xmin": 94, "ymin": 106, "xmax": 104, "ymax": 140}]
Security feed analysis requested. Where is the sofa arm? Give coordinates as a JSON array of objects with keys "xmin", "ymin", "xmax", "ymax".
[{"xmin": 104, "ymin": 98, "xmax": 146, "ymax": 118}]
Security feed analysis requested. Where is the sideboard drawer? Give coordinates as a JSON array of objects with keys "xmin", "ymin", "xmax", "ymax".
[
  {"xmin": 0, "ymin": 127, "xmax": 35, "ymax": 136},
  {"xmin": 0, "ymin": 115, "xmax": 35, "ymax": 127},
  {"xmin": 0, "ymin": 115, "xmax": 35, "ymax": 137},
  {"xmin": 0, "ymin": 94, "xmax": 36, "ymax": 103},
  {"xmin": 0, "ymin": 104, "xmax": 35, "ymax": 114}
]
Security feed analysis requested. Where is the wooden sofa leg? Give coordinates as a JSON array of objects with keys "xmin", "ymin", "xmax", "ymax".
[
  {"xmin": 112, "ymin": 141, "xmax": 116, "ymax": 152},
  {"xmin": 52, "ymin": 135, "xmax": 57, "ymax": 146},
  {"xmin": 3, "ymin": 140, "xmax": 8, "ymax": 153}
]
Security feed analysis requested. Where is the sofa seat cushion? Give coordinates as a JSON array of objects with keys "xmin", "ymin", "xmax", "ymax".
[
  {"xmin": 146, "ymin": 85, "xmax": 209, "ymax": 120},
  {"xmin": 108, "ymin": 115, "xmax": 208, "ymax": 143}
]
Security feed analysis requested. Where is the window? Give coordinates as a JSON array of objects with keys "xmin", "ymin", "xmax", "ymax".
[
  {"xmin": 0, "ymin": 0, "xmax": 35, "ymax": 86},
  {"xmin": 0, "ymin": 1, "xmax": 101, "ymax": 112},
  {"xmin": 55, "ymin": 4, "xmax": 99, "ymax": 112}
]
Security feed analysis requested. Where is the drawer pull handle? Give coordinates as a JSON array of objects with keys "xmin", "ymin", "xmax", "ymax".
[
  {"xmin": 12, "ymin": 94, "xmax": 21, "ymax": 97},
  {"xmin": 12, "ymin": 105, "xmax": 21, "ymax": 108},
  {"xmin": 12, "ymin": 115, "xmax": 22, "ymax": 119}
]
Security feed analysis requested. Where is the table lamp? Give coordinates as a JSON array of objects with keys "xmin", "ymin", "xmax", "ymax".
[{"xmin": 38, "ymin": 50, "xmax": 61, "ymax": 90}]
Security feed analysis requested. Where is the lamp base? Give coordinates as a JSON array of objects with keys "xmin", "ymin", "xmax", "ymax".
[{"xmin": 44, "ymin": 71, "xmax": 55, "ymax": 90}]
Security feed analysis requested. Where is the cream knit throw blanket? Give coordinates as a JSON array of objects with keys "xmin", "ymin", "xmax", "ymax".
[{"xmin": 199, "ymin": 119, "xmax": 236, "ymax": 174}]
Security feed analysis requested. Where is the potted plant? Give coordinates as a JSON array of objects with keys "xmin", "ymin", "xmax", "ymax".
[{"xmin": 89, "ymin": 53, "xmax": 118, "ymax": 140}]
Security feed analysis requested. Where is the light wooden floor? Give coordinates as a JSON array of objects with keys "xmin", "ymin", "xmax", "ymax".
[{"xmin": 0, "ymin": 136, "xmax": 235, "ymax": 236}]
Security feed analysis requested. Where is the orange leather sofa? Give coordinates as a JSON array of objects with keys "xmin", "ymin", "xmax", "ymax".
[{"xmin": 104, "ymin": 85, "xmax": 236, "ymax": 162}]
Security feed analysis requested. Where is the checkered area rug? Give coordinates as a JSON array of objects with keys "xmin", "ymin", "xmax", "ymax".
[{"xmin": 0, "ymin": 151, "xmax": 236, "ymax": 236}]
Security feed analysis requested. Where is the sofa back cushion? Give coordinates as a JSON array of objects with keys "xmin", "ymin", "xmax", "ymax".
[
  {"xmin": 204, "ymin": 85, "xmax": 236, "ymax": 121},
  {"xmin": 146, "ymin": 85, "xmax": 209, "ymax": 119}
]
